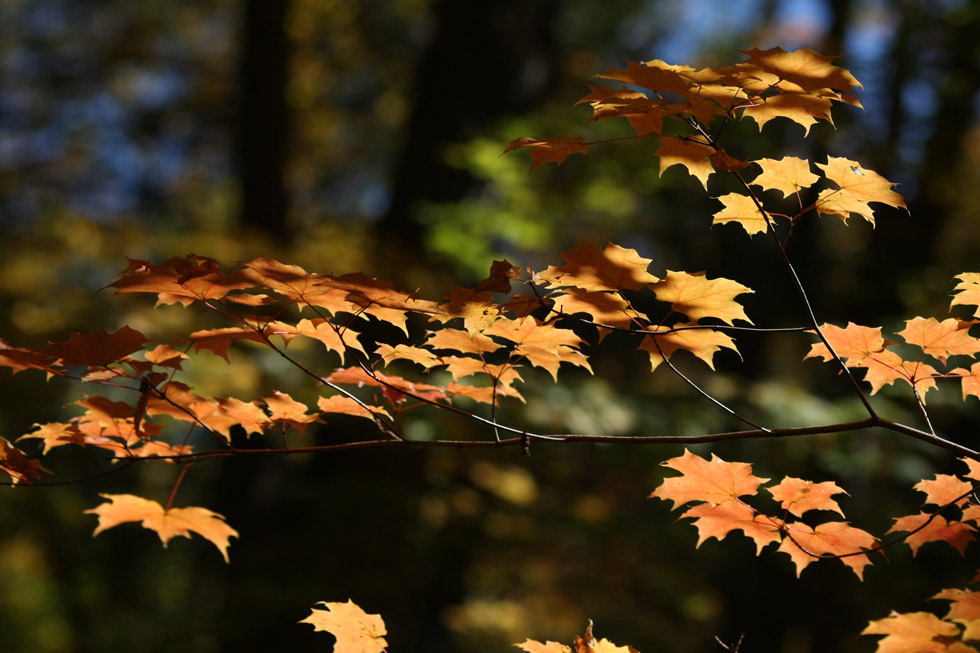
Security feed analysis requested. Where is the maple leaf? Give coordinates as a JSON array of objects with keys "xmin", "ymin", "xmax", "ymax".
[
  {"xmin": 326, "ymin": 367, "xmax": 451, "ymax": 405},
  {"xmin": 437, "ymin": 287, "xmax": 502, "ymax": 334},
  {"xmin": 0, "ymin": 436, "xmax": 50, "ymax": 483},
  {"xmin": 709, "ymin": 148, "xmax": 750, "ymax": 173},
  {"xmin": 317, "ymin": 395, "xmax": 392, "ymax": 420},
  {"xmin": 655, "ymin": 136, "xmax": 715, "ymax": 189},
  {"xmin": 814, "ymin": 157, "xmax": 907, "ymax": 225},
  {"xmin": 889, "ymin": 513, "xmax": 975, "ymax": 556},
  {"xmin": 639, "ymin": 326, "xmax": 739, "ymax": 371},
  {"xmin": 577, "ymin": 87, "xmax": 677, "ymax": 138},
  {"xmin": 515, "ymin": 640, "xmax": 571, "ymax": 653},
  {"xmin": 185, "ymin": 327, "xmax": 267, "ymax": 360},
  {"xmin": 317, "ymin": 272, "xmax": 443, "ymax": 334},
  {"xmin": 504, "ymin": 136, "xmax": 588, "ymax": 170},
  {"xmin": 653, "ymin": 271, "xmax": 753, "ymax": 325},
  {"xmin": 805, "ymin": 322, "xmax": 889, "ymax": 366},
  {"xmin": 426, "ymin": 328, "xmax": 502, "ymax": 356},
  {"xmin": 300, "ymin": 600, "xmax": 388, "ymax": 653},
  {"xmin": 549, "ymin": 287, "xmax": 640, "ymax": 332},
  {"xmin": 374, "ymin": 343, "xmax": 440, "ymax": 368},
  {"xmin": 863, "ymin": 611, "xmax": 965, "ymax": 653},
  {"xmin": 487, "ymin": 316, "xmax": 592, "ymax": 380},
  {"xmin": 107, "ymin": 255, "xmax": 254, "ymax": 306},
  {"xmin": 914, "ymin": 474, "xmax": 975, "ymax": 507},
  {"xmin": 738, "ymin": 46, "xmax": 862, "ymax": 96},
  {"xmin": 680, "ymin": 500, "xmax": 782, "ymax": 553},
  {"xmin": 42, "ymin": 326, "xmax": 149, "ymax": 368},
  {"xmin": 750, "ymin": 156, "xmax": 820, "ymax": 198},
  {"xmin": 191, "ymin": 396, "xmax": 271, "ymax": 439},
  {"xmin": 537, "ymin": 241, "xmax": 660, "ymax": 293},
  {"xmin": 86, "ymin": 493, "xmax": 238, "ymax": 562},
  {"xmin": 805, "ymin": 322, "xmax": 941, "ymax": 397},
  {"xmin": 712, "ymin": 193, "xmax": 775, "ymax": 235},
  {"xmin": 595, "ymin": 59, "xmax": 693, "ymax": 95},
  {"xmin": 778, "ymin": 521, "xmax": 877, "ymax": 579},
  {"xmin": 739, "ymin": 91, "xmax": 829, "ymax": 134},
  {"xmin": 951, "ymin": 273, "xmax": 980, "ymax": 319},
  {"xmin": 0, "ymin": 338, "xmax": 58, "ymax": 374},
  {"xmin": 898, "ymin": 317, "xmax": 980, "ymax": 364},
  {"xmin": 767, "ymin": 477, "xmax": 847, "ymax": 517},
  {"xmin": 475, "ymin": 259, "xmax": 522, "ymax": 293},
  {"xmin": 961, "ymin": 457, "xmax": 980, "ymax": 484},
  {"xmin": 267, "ymin": 318, "xmax": 367, "ymax": 360},
  {"xmin": 17, "ymin": 422, "xmax": 87, "ymax": 454},
  {"xmin": 650, "ymin": 448, "xmax": 769, "ymax": 508},
  {"xmin": 935, "ymin": 589, "xmax": 980, "ymax": 641},
  {"xmin": 143, "ymin": 343, "xmax": 189, "ymax": 370},
  {"xmin": 953, "ymin": 361, "xmax": 980, "ymax": 402},
  {"xmin": 264, "ymin": 391, "xmax": 323, "ymax": 432}
]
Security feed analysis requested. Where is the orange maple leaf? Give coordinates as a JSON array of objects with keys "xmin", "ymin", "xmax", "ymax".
[
  {"xmin": 267, "ymin": 318, "xmax": 367, "ymax": 361},
  {"xmin": 300, "ymin": 600, "xmax": 388, "ymax": 653},
  {"xmin": 107, "ymin": 255, "xmax": 254, "ymax": 306},
  {"xmin": 862, "ymin": 611, "xmax": 964, "ymax": 653},
  {"xmin": 504, "ymin": 136, "xmax": 589, "ymax": 170},
  {"xmin": 264, "ymin": 391, "xmax": 323, "ymax": 432},
  {"xmin": 537, "ymin": 241, "xmax": 660, "ymax": 293},
  {"xmin": 889, "ymin": 513, "xmax": 975, "ymax": 556},
  {"xmin": 951, "ymin": 273, "xmax": 980, "ymax": 319},
  {"xmin": 650, "ymin": 448, "xmax": 769, "ymax": 508},
  {"xmin": 805, "ymin": 322, "xmax": 940, "ymax": 397},
  {"xmin": 317, "ymin": 395, "xmax": 392, "ymax": 420},
  {"xmin": 191, "ymin": 396, "xmax": 271, "ymax": 439},
  {"xmin": 914, "ymin": 474, "xmax": 975, "ymax": 507},
  {"xmin": 814, "ymin": 157, "xmax": 907, "ymax": 225},
  {"xmin": 86, "ymin": 493, "xmax": 238, "ymax": 562},
  {"xmin": 487, "ymin": 316, "xmax": 592, "ymax": 380},
  {"xmin": 680, "ymin": 500, "xmax": 782, "ymax": 553},
  {"xmin": 767, "ymin": 477, "xmax": 847, "ymax": 517},
  {"xmin": 935, "ymin": 589, "xmax": 980, "ymax": 641},
  {"xmin": 653, "ymin": 270, "xmax": 753, "ymax": 325},
  {"xmin": 185, "ymin": 327, "xmax": 267, "ymax": 360},
  {"xmin": 898, "ymin": 317, "xmax": 980, "ymax": 364},
  {"xmin": 778, "ymin": 521, "xmax": 877, "ymax": 579}
]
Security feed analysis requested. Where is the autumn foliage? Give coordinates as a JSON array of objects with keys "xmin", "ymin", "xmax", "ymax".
[{"xmin": 5, "ymin": 46, "xmax": 980, "ymax": 651}]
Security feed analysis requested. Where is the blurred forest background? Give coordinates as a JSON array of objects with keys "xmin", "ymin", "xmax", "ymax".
[{"xmin": 2, "ymin": 0, "xmax": 980, "ymax": 651}]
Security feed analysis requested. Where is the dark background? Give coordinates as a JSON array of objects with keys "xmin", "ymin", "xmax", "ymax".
[{"xmin": 2, "ymin": 0, "xmax": 980, "ymax": 651}]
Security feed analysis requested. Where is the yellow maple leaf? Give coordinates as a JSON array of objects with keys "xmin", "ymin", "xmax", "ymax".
[
  {"xmin": 814, "ymin": 157, "xmax": 907, "ymax": 225},
  {"xmin": 300, "ymin": 600, "xmax": 388, "ymax": 653},
  {"xmin": 655, "ymin": 136, "xmax": 715, "ymax": 189},
  {"xmin": 751, "ymin": 156, "xmax": 821, "ymax": 197},
  {"xmin": 713, "ymin": 193, "xmax": 773, "ymax": 235},
  {"xmin": 86, "ymin": 493, "xmax": 238, "ymax": 562},
  {"xmin": 653, "ymin": 271, "xmax": 754, "ymax": 325}
]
